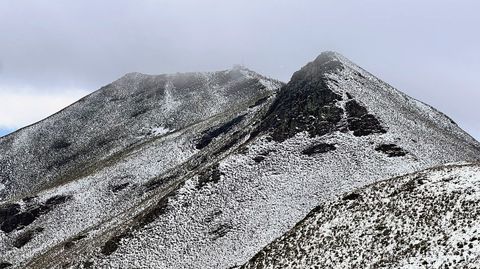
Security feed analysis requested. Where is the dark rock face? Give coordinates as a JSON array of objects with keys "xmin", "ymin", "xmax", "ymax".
[
  {"xmin": 345, "ymin": 100, "xmax": 386, "ymax": 137},
  {"xmin": 252, "ymin": 156, "xmax": 265, "ymax": 163},
  {"xmin": 342, "ymin": 193, "xmax": 361, "ymax": 201},
  {"xmin": 1, "ymin": 212, "xmax": 37, "ymax": 233},
  {"xmin": 101, "ymin": 235, "xmax": 122, "ymax": 256},
  {"xmin": 197, "ymin": 164, "xmax": 224, "ymax": 190},
  {"xmin": 375, "ymin": 144, "xmax": 408, "ymax": 157},
  {"xmin": 259, "ymin": 79, "xmax": 343, "ymax": 142},
  {"xmin": 0, "ymin": 195, "xmax": 71, "ymax": 233},
  {"xmin": 111, "ymin": 182, "xmax": 130, "ymax": 193},
  {"xmin": 0, "ymin": 203, "xmax": 20, "ymax": 221},
  {"xmin": 254, "ymin": 52, "xmax": 385, "ymax": 142},
  {"xmin": 302, "ymin": 143, "xmax": 336, "ymax": 156},
  {"xmin": 45, "ymin": 195, "xmax": 71, "ymax": 207},
  {"xmin": 196, "ymin": 115, "xmax": 245, "ymax": 149},
  {"xmin": 13, "ymin": 227, "xmax": 44, "ymax": 248},
  {"xmin": 0, "ymin": 262, "xmax": 12, "ymax": 268}
]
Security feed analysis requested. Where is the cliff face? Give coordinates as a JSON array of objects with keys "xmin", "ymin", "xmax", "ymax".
[{"xmin": 0, "ymin": 52, "xmax": 479, "ymax": 269}]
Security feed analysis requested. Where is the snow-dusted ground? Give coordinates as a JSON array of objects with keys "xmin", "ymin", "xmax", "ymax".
[
  {"xmin": 243, "ymin": 162, "xmax": 480, "ymax": 269},
  {"xmin": 0, "ymin": 52, "xmax": 479, "ymax": 268},
  {"xmin": 0, "ymin": 68, "xmax": 282, "ymax": 268}
]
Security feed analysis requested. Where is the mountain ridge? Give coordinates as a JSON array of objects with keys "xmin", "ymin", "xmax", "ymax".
[{"xmin": 1, "ymin": 52, "xmax": 479, "ymax": 268}]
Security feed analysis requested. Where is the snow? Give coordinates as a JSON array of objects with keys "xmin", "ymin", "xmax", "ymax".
[
  {"xmin": 0, "ymin": 52, "xmax": 478, "ymax": 268},
  {"xmin": 243, "ymin": 163, "xmax": 480, "ymax": 268},
  {"xmin": 151, "ymin": 127, "xmax": 171, "ymax": 136}
]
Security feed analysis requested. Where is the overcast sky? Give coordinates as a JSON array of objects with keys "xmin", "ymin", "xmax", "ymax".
[{"xmin": 0, "ymin": 0, "xmax": 478, "ymax": 140}]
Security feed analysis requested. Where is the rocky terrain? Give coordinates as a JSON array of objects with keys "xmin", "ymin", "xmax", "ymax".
[
  {"xmin": 243, "ymin": 163, "xmax": 480, "ymax": 269},
  {"xmin": 0, "ymin": 52, "xmax": 479, "ymax": 268}
]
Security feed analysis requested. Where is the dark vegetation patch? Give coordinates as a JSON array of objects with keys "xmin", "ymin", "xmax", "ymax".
[
  {"xmin": 130, "ymin": 108, "xmax": 149, "ymax": 118},
  {"xmin": 83, "ymin": 261, "xmax": 94, "ymax": 268},
  {"xmin": 389, "ymin": 180, "xmax": 418, "ymax": 197},
  {"xmin": 45, "ymin": 195, "xmax": 71, "ymax": 207},
  {"xmin": 111, "ymin": 182, "xmax": 130, "ymax": 193},
  {"xmin": 375, "ymin": 144, "xmax": 408, "ymax": 157},
  {"xmin": 252, "ymin": 156, "xmax": 265, "ymax": 163},
  {"xmin": 302, "ymin": 143, "xmax": 336, "ymax": 156},
  {"xmin": 0, "ymin": 262, "xmax": 12, "ymax": 269},
  {"xmin": 195, "ymin": 114, "xmax": 245, "ymax": 149},
  {"xmin": 197, "ymin": 163, "xmax": 224, "ymax": 190},
  {"xmin": 0, "ymin": 203, "xmax": 21, "ymax": 220},
  {"xmin": 47, "ymin": 152, "xmax": 79, "ymax": 170},
  {"xmin": 144, "ymin": 174, "xmax": 178, "ymax": 193},
  {"xmin": 51, "ymin": 140, "xmax": 72, "ymax": 150},
  {"xmin": 22, "ymin": 196, "xmax": 36, "ymax": 203},
  {"xmin": 343, "ymin": 193, "xmax": 362, "ymax": 201},
  {"xmin": 64, "ymin": 234, "xmax": 87, "ymax": 249},
  {"xmin": 101, "ymin": 235, "xmax": 123, "ymax": 256},
  {"xmin": 249, "ymin": 96, "xmax": 269, "ymax": 108},
  {"xmin": 0, "ymin": 195, "xmax": 72, "ymax": 233},
  {"xmin": 258, "ymin": 150, "xmax": 273, "ymax": 156},
  {"xmin": 13, "ymin": 227, "xmax": 44, "ymax": 248},
  {"xmin": 217, "ymin": 136, "xmax": 241, "ymax": 153},
  {"xmin": 209, "ymin": 224, "xmax": 233, "ymax": 240},
  {"xmin": 137, "ymin": 196, "xmax": 170, "ymax": 227},
  {"xmin": 345, "ymin": 100, "xmax": 386, "ymax": 136}
]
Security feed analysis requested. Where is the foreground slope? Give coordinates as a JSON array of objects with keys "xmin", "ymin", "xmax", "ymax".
[
  {"xmin": 1, "ymin": 52, "xmax": 479, "ymax": 268},
  {"xmin": 243, "ymin": 163, "xmax": 480, "ymax": 268}
]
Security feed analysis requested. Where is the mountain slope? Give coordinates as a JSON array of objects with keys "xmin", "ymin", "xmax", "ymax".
[
  {"xmin": 242, "ymin": 162, "xmax": 480, "ymax": 269},
  {"xmin": 0, "ymin": 52, "xmax": 479, "ymax": 268},
  {"xmin": 0, "ymin": 68, "xmax": 283, "ymax": 268},
  {"xmin": 0, "ymin": 68, "xmax": 280, "ymax": 202}
]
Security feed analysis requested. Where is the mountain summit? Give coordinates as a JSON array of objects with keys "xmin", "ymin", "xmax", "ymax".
[{"xmin": 1, "ymin": 52, "xmax": 479, "ymax": 268}]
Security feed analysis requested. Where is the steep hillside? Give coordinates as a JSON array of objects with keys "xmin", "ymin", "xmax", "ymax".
[
  {"xmin": 0, "ymin": 68, "xmax": 280, "ymax": 201},
  {"xmin": 0, "ymin": 67, "xmax": 283, "ymax": 268},
  {"xmin": 243, "ymin": 163, "xmax": 480, "ymax": 269},
  {"xmin": 0, "ymin": 52, "xmax": 479, "ymax": 269}
]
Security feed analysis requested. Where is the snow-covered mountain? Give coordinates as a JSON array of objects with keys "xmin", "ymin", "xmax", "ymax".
[
  {"xmin": 0, "ymin": 52, "xmax": 479, "ymax": 268},
  {"xmin": 242, "ymin": 162, "xmax": 480, "ymax": 268}
]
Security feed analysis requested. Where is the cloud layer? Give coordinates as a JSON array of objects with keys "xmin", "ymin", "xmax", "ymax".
[{"xmin": 0, "ymin": 89, "xmax": 86, "ymax": 129}]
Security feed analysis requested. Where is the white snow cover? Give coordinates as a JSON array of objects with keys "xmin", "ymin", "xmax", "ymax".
[
  {"xmin": 0, "ymin": 52, "xmax": 478, "ymax": 269},
  {"xmin": 242, "ymin": 163, "xmax": 480, "ymax": 269},
  {"xmin": 80, "ymin": 53, "xmax": 480, "ymax": 269}
]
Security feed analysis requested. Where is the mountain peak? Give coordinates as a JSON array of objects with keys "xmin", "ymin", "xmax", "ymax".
[
  {"xmin": 314, "ymin": 50, "xmax": 344, "ymax": 62},
  {"xmin": 289, "ymin": 51, "xmax": 350, "ymax": 82},
  {"xmin": 1, "ymin": 53, "xmax": 480, "ymax": 269}
]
